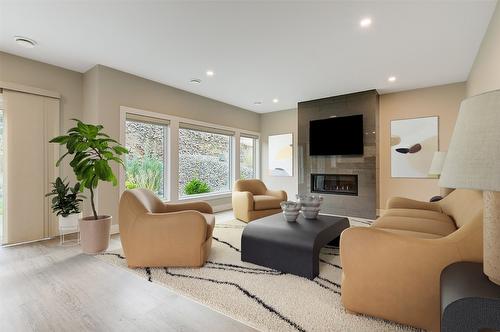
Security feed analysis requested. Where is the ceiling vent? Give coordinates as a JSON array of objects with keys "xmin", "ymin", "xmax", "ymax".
[{"xmin": 14, "ymin": 36, "xmax": 37, "ymax": 48}]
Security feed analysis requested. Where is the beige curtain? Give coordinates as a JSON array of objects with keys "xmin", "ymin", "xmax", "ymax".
[{"xmin": 3, "ymin": 90, "xmax": 59, "ymax": 245}]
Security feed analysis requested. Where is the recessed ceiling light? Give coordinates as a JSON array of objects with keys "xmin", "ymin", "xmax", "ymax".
[
  {"xmin": 14, "ymin": 36, "xmax": 37, "ymax": 48},
  {"xmin": 272, "ymin": 98, "xmax": 279, "ymax": 103},
  {"xmin": 388, "ymin": 76, "xmax": 397, "ymax": 82},
  {"xmin": 360, "ymin": 17, "xmax": 372, "ymax": 28},
  {"xmin": 254, "ymin": 101, "xmax": 262, "ymax": 105},
  {"xmin": 189, "ymin": 79, "xmax": 201, "ymax": 84},
  {"xmin": 206, "ymin": 70, "xmax": 214, "ymax": 77}
]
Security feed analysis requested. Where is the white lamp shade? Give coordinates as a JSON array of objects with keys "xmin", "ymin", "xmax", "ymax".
[
  {"xmin": 428, "ymin": 151, "xmax": 447, "ymax": 176},
  {"xmin": 439, "ymin": 89, "xmax": 500, "ymax": 191}
]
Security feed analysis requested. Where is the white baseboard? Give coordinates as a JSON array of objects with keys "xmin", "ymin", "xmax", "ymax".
[
  {"xmin": 213, "ymin": 203, "xmax": 233, "ymax": 213},
  {"xmin": 110, "ymin": 223, "xmax": 120, "ymax": 235}
]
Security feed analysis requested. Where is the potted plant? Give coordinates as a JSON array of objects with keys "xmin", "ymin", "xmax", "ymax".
[
  {"xmin": 46, "ymin": 177, "xmax": 85, "ymax": 237},
  {"xmin": 50, "ymin": 119, "xmax": 128, "ymax": 254}
]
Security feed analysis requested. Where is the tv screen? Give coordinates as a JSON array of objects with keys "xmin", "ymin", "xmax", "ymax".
[{"xmin": 309, "ymin": 114, "xmax": 364, "ymax": 155}]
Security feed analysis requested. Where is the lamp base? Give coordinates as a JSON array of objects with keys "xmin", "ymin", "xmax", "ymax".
[
  {"xmin": 489, "ymin": 276, "xmax": 500, "ymax": 285},
  {"xmin": 484, "ymin": 191, "xmax": 500, "ymax": 286}
]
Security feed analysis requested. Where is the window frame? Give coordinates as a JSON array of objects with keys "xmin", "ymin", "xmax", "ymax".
[
  {"xmin": 177, "ymin": 125, "xmax": 234, "ymax": 198},
  {"xmin": 124, "ymin": 116, "xmax": 170, "ymax": 200},
  {"xmin": 119, "ymin": 106, "xmax": 260, "ymax": 203},
  {"xmin": 239, "ymin": 134, "xmax": 259, "ymax": 180}
]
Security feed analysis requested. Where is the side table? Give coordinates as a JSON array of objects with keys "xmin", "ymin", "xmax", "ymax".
[{"xmin": 441, "ymin": 262, "xmax": 500, "ymax": 332}]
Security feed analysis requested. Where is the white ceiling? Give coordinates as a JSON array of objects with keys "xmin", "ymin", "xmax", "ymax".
[{"xmin": 0, "ymin": 1, "xmax": 496, "ymax": 113}]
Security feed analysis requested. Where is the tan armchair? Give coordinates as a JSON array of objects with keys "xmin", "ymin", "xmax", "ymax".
[
  {"xmin": 232, "ymin": 179, "xmax": 287, "ymax": 222},
  {"xmin": 340, "ymin": 189, "xmax": 483, "ymax": 331},
  {"xmin": 119, "ymin": 189, "xmax": 214, "ymax": 268}
]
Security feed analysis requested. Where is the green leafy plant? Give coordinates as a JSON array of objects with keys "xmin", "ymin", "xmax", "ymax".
[
  {"xmin": 50, "ymin": 119, "xmax": 128, "ymax": 220},
  {"xmin": 45, "ymin": 177, "xmax": 85, "ymax": 217},
  {"xmin": 125, "ymin": 156, "xmax": 163, "ymax": 192},
  {"xmin": 184, "ymin": 178, "xmax": 210, "ymax": 195}
]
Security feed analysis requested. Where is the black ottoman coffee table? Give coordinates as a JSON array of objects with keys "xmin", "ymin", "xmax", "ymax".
[{"xmin": 241, "ymin": 213, "xmax": 349, "ymax": 279}]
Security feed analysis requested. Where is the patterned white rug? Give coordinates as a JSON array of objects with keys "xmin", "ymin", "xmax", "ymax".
[{"xmin": 97, "ymin": 218, "xmax": 418, "ymax": 332}]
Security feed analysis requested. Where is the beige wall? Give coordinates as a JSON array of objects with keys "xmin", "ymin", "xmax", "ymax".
[
  {"xmin": 260, "ymin": 109, "xmax": 298, "ymax": 199},
  {"xmin": 95, "ymin": 64, "xmax": 260, "ymax": 134},
  {"xmin": 4, "ymin": 20, "xmax": 498, "ymax": 222},
  {"xmin": 467, "ymin": 2, "xmax": 500, "ymax": 97},
  {"xmin": 82, "ymin": 65, "xmax": 99, "ymax": 123},
  {"xmin": 0, "ymin": 54, "xmax": 261, "ymax": 225},
  {"xmin": 0, "ymin": 52, "xmax": 83, "ymax": 132},
  {"xmin": 378, "ymin": 82, "xmax": 466, "ymax": 209},
  {"xmin": 89, "ymin": 65, "xmax": 261, "ymax": 222},
  {"xmin": 0, "ymin": 51, "xmax": 83, "ymax": 182}
]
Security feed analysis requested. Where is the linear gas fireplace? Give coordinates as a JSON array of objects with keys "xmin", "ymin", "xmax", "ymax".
[{"xmin": 311, "ymin": 174, "xmax": 358, "ymax": 196}]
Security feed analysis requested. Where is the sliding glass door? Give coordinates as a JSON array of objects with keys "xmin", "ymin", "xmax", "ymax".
[{"xmin": 2, "ymin": 90, "xmax": 59, "ymax": 245}]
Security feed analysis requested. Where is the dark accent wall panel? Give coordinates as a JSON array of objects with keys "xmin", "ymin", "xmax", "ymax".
[{"xmin": 298, "ymin": 90, "xmax": 378, "ymax": 219}]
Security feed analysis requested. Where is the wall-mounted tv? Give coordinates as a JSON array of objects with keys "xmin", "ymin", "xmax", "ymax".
[{"xmin": 309, "ymin": 114, "xmax": 364, "ymax": 156}]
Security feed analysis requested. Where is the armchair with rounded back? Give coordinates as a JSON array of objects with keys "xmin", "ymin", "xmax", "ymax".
[
  {"xmin": 340, "ymin": 189, "xmax": 483, "ymax": 331},
  {"xmin": 119, "ymin": 189, "xmax": 214, "ymax": 268},
  {"xmin": 232, "ymin": 179, "xmax": 287, "ymax": 222}
]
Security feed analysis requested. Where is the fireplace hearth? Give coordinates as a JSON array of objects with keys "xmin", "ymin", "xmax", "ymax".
[{"xmin": 311, "ymin": 174, "xmax": 358, "ymax": 196}]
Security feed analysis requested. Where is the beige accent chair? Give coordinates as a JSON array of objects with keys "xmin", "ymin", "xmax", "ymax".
[
  {"xmin": 232, "ymin": 179, "xmax": 287, "ymax": 222},
  {"xmin": 340, "ymin": 189, "xmax": 483, "ymax": 331},
  {"xmin": 119, "ymin": 189, "xmax": 215, "ymax": 268}
]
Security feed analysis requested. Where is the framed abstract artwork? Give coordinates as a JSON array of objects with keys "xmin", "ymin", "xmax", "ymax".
[
  {"xmin": 268, "ymin": 133, "xmax": 293, "ymax": 177},
  {"xmin": 390, "ymin": 116, "xmax": 438, "ymax": 178}
]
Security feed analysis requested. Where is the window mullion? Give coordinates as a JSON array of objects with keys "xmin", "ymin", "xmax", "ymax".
[
  {"xmin": 169, "ymin": 121, "xmax": 180, "ymax": 201},
  {"xmin": 163, "ymin": 125, "xmax": 169, "ymax": 201},
  {"xmin": 233, "ymin": 132, "xmax": 240, "ymax": 184}
]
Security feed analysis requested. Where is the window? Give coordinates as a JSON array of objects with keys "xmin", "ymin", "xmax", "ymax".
[
  {"xmin": 178, "ymin": 125, "xmax": 233, "ymax": 197},
  {"xmin": 125, "ymin": 116, "xmax": 169, "ymax": 199},
  {"xmin": 121, "ymin": 107, "xmax": 259, "ymax": 202},
  {"xmin": 0, "ymin": 105, "xmax": 3, "ymax": 243},
  {"xmin": 240, "ymin": 135, "xmax": 257, "ymax": 179}
]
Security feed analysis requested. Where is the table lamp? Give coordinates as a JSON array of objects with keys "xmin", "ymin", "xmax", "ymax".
[
  {"xmin": 429, "ymin": 151, "xmax": 447, "ymax": 178},
  {"xmin": 439, "ymin": 89, "xmax": 500, "ymax": 285},
  {"xmin": 429, "ymin": 151, "xmax": 453, "ymax": 197}
]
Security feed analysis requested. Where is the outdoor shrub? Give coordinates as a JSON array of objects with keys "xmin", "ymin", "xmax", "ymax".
[
  {"xmin": 126, "ymin": 156, "xmax": 163, "ymax": 193},
  {"xmin": 184, "ymin": 178, "xmax": 210, "ymax": 195}
]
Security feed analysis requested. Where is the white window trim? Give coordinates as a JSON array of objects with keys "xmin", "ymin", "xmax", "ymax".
[
  {"xmin": 122, "ymin": 116, "xmax": 170, "ymax": 200},
  {"xmin": 240, "ymin": 135, "xmax": 259, "ymax": 180},
  {"xmin": 119, "ymin": 106, "xmax": 260, "ymax": 203},
  {"xmin": 177, "ymin": 126, "xmax": 233, "ymax": 199},
  {"xmin": 178, "ymin": 191, "xmax": 232, "ymax": 202}
]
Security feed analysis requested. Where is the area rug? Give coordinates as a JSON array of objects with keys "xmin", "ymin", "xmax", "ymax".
[{"xmin": 97, "ymin": 218, "xmax": 418, "ymax": 332}]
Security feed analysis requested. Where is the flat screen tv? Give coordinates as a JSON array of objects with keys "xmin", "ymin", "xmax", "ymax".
[{"xmin": 309, "ymin": 114, "xmax": 364, "ymax": 156}]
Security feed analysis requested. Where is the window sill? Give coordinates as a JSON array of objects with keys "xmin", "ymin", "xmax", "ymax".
[{"xmin": 176, "ymin": 191, "xmax": 232, "ymax": 202}]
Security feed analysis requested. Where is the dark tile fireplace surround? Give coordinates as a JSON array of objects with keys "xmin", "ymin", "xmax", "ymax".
[{"xmin": 298, "ymin": 90, "xmax": 378, "ymax": 219}]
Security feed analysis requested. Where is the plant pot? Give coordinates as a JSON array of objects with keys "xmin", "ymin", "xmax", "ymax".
[
  {"xmin": 79, "ymin": 215, "xmax": 112, "ymax": 254},
  {"xmin": 59, "ymin": 213, "xmax": 81, "ymax": 232}
]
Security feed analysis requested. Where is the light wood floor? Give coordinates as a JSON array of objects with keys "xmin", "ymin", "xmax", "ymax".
[{"xmin": 0, "ymin": 211, "xmax": 256, "ymax": 332}]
